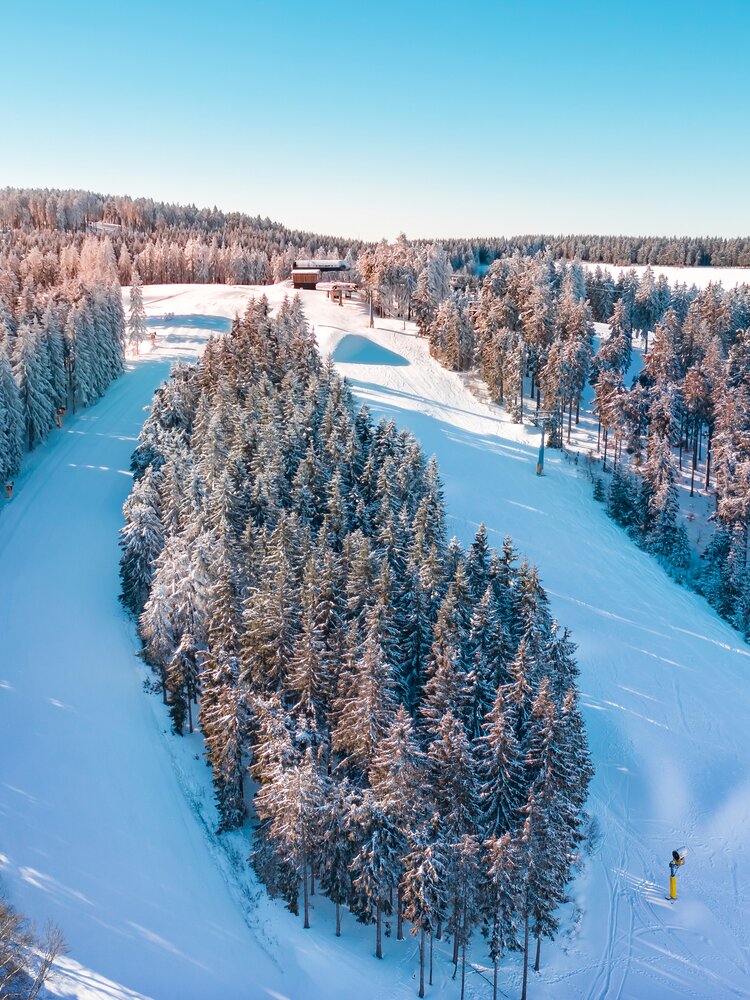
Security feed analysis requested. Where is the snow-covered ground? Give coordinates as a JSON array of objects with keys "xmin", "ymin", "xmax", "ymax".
[
  {"xmin": 3, "ymin": 283, "xmax": 750, "ymax": 999},
  {"xmin": 581, "ymin": 261, "xmax": 750, "ymax": 290}
]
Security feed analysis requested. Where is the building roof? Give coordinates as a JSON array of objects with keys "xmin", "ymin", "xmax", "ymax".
[
  {"xmin": 293, "ymin": 268, "xmax": 321, "ymax": 275},
  {"xmin": 293, "ymin": 259, "xmax": 349, "ymax": 272}
]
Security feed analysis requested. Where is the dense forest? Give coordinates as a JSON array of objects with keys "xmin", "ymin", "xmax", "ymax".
[
  {"xmin": 3, "ymin": 188, "xmax": 750, "ymax": 285},
  {"xmin": 358, "ymin": 239, "xmax": 750, "ymax": 639},
  {"xmin": 120, "ymin": 297, "xmax": 592, "ymax": 998},
  {"xmin": 0, "ymin": 235, "xmax": 125, "ymax": 488}
]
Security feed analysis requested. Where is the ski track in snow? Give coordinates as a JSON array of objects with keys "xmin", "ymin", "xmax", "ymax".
[{"xmin": 3, "ymin": 281, "xmax": 750, "ymax": 999}]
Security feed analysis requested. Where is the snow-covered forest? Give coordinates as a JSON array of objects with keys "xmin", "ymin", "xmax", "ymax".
[
  {"xmin": 0, "ymin": 235, "xmax": 124, "ymax": 487},
  {"xmin": 119, "ymin": 295, "xmax": 592, "ymax": 996},
  {"xmin": 3, "ymin": 190, "xmax": 750, "ymax": 997},
  {"xmin": 356, "ymin": 239, "xmax": 750, "ymax": 638},
  {"xmin": 4, "ymin": 188, "xmax": 750, "ymax": 290}
]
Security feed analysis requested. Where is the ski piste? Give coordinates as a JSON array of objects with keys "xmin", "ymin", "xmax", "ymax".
[{"xmin": 3, "ymin": 283, "xmax": 750, "ymax": 1000}]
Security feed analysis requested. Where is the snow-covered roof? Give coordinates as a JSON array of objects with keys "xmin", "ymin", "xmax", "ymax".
[
  {"xmin": 293, "ymin": 259, "xmax": 349, "ymax": 271},
  {"xmin": 293, "ymin": 268, "xmax": 321, "ymax": 275},
  {"xmin": 87, "ymin": 221, "xmax": 122, "ymax": 233}
]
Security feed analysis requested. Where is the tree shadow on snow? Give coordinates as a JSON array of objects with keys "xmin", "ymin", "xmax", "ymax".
[{"xmin": 147, "ymin": 315, "xmax": 232, "ymax": 332}]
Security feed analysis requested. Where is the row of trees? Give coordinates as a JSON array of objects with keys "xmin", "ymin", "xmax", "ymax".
[
  {"xmin": 0, "ymin": 238, "xmax": 125, "ymax": 487},
  {"xmin": 0, "ymin": 223, "xmax": 360, "ymax": 293},
  {"xmin": 120, "ymin": 296, "xmax": 593, "ymax": 998}
]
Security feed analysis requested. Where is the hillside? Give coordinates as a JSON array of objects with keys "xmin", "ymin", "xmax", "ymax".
[{"xmin": 2, "ymin": 282, "xmax": 750, "ymax": 999}]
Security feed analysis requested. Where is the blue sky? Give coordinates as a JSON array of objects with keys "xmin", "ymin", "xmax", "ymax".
[{"xmin": 1, "ymin": 0, "xmax": 748, "ymax": 241}]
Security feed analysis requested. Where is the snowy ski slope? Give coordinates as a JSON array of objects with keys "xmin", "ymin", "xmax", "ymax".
[
  {"xmin": 581, "ymin": 262, "xmax": 750, "ymax": 290},
  {"xmin": 2, "ymin": 282, "xmax": 750, "ymax": 999}
]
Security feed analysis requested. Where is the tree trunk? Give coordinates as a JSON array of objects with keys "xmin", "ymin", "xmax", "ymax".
[
  {"xmin": 335, "ymin": 901, "xmax": 341, "ymax": 937},
  {"xmin": 436, "ymin": 916, "xmax": 442, "ymax": 941},
  {"xmin": 493, "ymin": 956, "xmax": 498, "ymax": 1000},
  {"xmin": 567, "ymin": 401, "xmax": 573, "ymax": 443},
  {"xmin": 534, "ymin": 933, "xmax": 541, "ymax": 972},
  {"xmin": 460, "ymin": 935, "xmax": 467, "ymax": 1000},
  {"xmin": 376, "ymin": 901, "xmax": 383, "ymax": 959},
  {"xmin": 705, "ymin": 424, "xmax": 713, "ymax": 491},
  {"xmin": 310, "ymin": 862, "xmax": 315, "ymax": 896},
  {"xmin": 397, "ymin": 884, "xmax": 404, "ymax": 941},
  {"xmin": 521, "ymin": 911, "xmax": 529, "ymax": 1000},
  {"xmin": 576, "ymin": 396, "xmax": 581, "ymax": 424},
  {"xmin": 419, "ymin": 925, "xmax": 425, "ymax": 999},
  {"xmin": 186, "ymin": 686, "xmax": 193, "ymax": 733},
  {"xmin": 603, "ymin": 428, "xmax": 609, "ymax": 471},
  {"xmin": 690, "ymin": 420, "xmax": 698, "ymax": 497},
  {"xmin": 452, "ymin": 902, "xmax": 460, "ymax": 972},
  {"xmin": 302, "ymin": 857, "xmax": 310, "ymax": 929},
  {"xmin": 429, "ymin": 928, "xmax": 434, "ymax": 985}
]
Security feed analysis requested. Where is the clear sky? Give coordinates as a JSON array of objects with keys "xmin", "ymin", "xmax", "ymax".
[{"xmin": 1, "ymin": 0, "xmax": 748, "ymax": 242}]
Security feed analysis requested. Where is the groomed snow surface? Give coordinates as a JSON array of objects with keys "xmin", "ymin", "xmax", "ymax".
[
  {"xmin": 2, "ymin": 281, "xmax": 750, "ymax": 1000},
  {"xmin": 581, "ymin": 262, "xmax": 750, "ymax": 290}
]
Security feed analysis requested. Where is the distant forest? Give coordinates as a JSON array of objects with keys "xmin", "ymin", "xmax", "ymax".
[{"xmin": 2, "ymin": 187, "xmax": 750, "ymax": 275}]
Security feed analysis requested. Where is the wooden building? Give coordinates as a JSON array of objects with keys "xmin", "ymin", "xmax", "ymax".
[{"xmin": 292, "ymin": 268, "xmax": 321, "ymax": 290}]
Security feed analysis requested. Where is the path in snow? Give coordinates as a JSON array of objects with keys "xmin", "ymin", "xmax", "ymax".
[{"xmin": 3, "ymin": 282, "xmax": 750, "ymax": 999}]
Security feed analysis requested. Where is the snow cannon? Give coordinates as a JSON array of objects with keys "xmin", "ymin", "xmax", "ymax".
[{"xmin": 669, "ymin": 848, "xmax": 687, "ymax": 900}]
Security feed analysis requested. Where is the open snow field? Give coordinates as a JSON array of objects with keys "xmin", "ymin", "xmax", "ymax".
[
  {"xmin": 581, "ymin": 262, "xmax": 750, "ymax": 290},
  {"xmin": 3, "ymin": 282, "xmax": 750, "ymax": 999}
]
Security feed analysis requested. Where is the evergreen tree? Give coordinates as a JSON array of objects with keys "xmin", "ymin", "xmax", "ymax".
[
  {"xmin": 128, "ymin": 268, "xmax": 148, "ymax": 354},
  {"xmin": 318, "ymin": 779, "xmax": 357, "ymax": 936},
  {"xmin": 402, "ymin": 836, "xmax": 445, "ymax": 998},
  {"xmin": 0, "ymin": 348, "xmax": 24, "ymax": 482}
]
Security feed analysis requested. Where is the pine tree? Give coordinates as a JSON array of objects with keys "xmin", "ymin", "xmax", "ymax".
[
  {"xmin": 254, "ymin": 746, "xmax": 326, "ymax": 928},
  {"xmin": 331, "ymin": 600, "xmax": 397, "ymax": 774},
  {"xmin": 452, "ymin": 834, "xmax": 483, "ymax": 999},
  {"xmin": 119, "ymin": 467, "xmax": 165, "ymax": 616},
  {"xmin": 402, "ymin": 836, "xmax": 445, "ymax": 998},
  {"xmin": 477, "ymin": 685, "xmax": 526, "ymax": 839},
  {"xmin": 128, "ymin": 268, "xmax": 148, "ymax": 354},
  {"xmin": 0, "ymin": 348, "xmax": 24, "ymax": 482},
  {"xmin": 13, "ymin": 320, "xmax": 56, "ymax": 449},
  {"xmin": 318, "ymin": 779, "xmax": 358, "ymax": 936},
  {"xmin": 369, "ymin": 706, "xmax": 427, "ymax": 939},
  {"xmin": 426, "ymin": 711, "xmax": 479, "ymax": 968},
  {"xmin": 166, "ymin": 631, "xmax": 200, "ymax": 735},
  {"xmin": 349, "ymin": 791, "xmax": 401, "ymax": 959},
  {"xmin": 484, "ymin": 832, "xmax": 521, "ymax": 1000}
]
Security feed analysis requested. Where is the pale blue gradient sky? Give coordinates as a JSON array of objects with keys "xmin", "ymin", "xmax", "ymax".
[{"xmin": 1, "ymin": 0, "xmax": 748, "ymax": 240}]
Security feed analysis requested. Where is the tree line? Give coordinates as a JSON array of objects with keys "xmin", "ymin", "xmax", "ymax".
[
  {"xmin": 0, "ymin": 187, "xmax": 364, "ymax": 288},
  {"xmin": 4, "ymin": 190, "xmax": 750, "ymax": 292},
  {"xmin": 0, "ymin": 237, "xmax": 125, "ymax": 489},
  {"xmin": 120, "ymin": 296, "xmax": 592, "ymax": 999}
]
